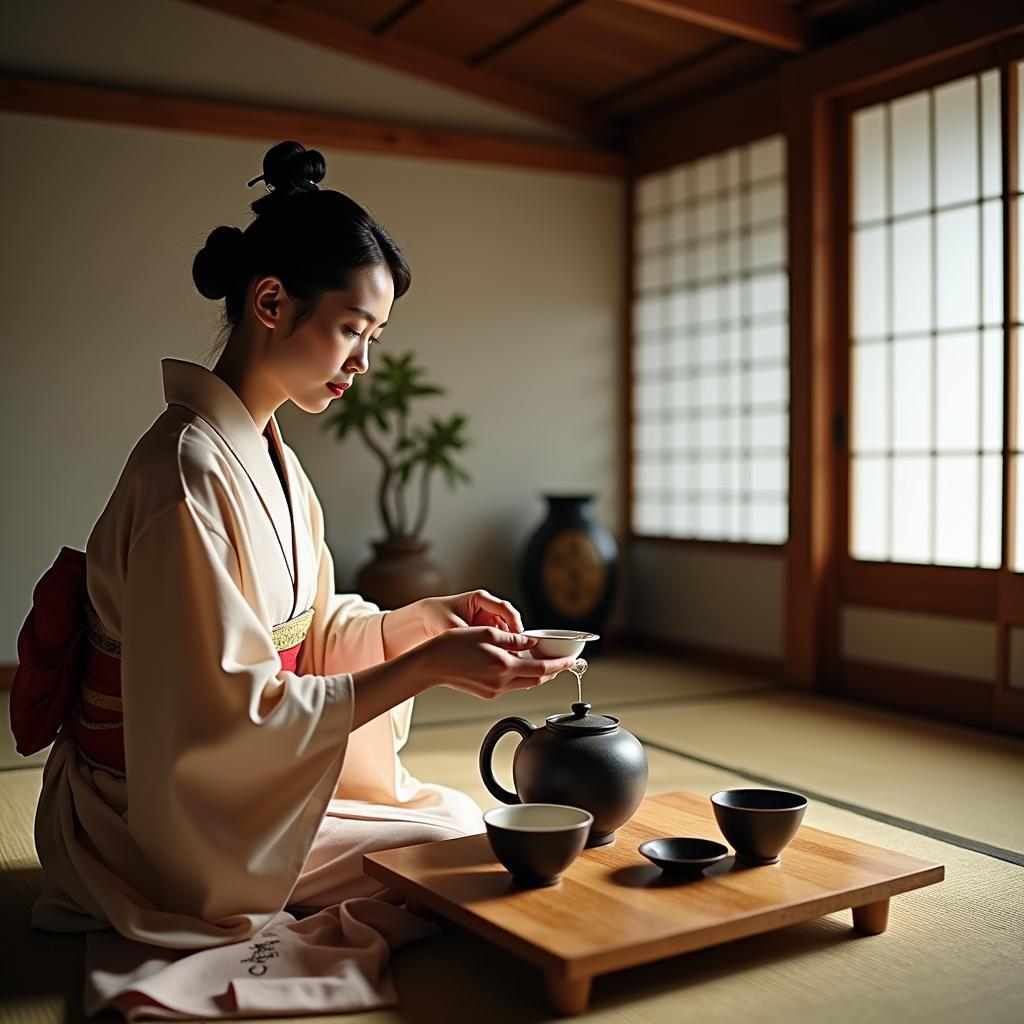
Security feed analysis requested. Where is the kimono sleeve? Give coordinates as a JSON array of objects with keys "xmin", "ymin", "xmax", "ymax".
[
  {"xmin": 288, "ymin": 462, "xmax": 427, "ymax": 804},
  {"xmin": 284, "ymin": 442, "xmax": 428, "ymax": 675},
  {"xmin": 119, "ymin": 499, "xmax": 354, "ymax": 928},
  {"xmin": 299, "ymin": 532, "xmax": 388, "ymax": 679},
  {"xmin": 300, "ymin": 521, "xmax": 426, "ymax": 804},
  {"xmin": 299, "ymin": 540, "xmax": 429, "ymax": 676}
]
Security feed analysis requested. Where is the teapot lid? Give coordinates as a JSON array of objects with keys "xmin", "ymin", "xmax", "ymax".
[{"xmin": 545, "ymin": 702, "xmax": 619, "ymax": 735}]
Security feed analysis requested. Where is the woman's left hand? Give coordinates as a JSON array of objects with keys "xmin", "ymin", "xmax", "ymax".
[{"xmin": 417, "ymin": 590, "xmax": 526, "ymax": 639}]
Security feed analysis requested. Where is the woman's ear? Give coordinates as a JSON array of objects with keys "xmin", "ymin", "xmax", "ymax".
[{"xmin": 251, "ymin": 276, "xmax": 287, "ymax": 330}]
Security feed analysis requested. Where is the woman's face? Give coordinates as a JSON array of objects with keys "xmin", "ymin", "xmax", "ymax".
[{"xmin": 258, "ymin": 263, "xmax": 395, "ymax": 414}]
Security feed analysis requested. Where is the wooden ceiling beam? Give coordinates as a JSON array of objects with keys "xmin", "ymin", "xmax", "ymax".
[
  {"xmin": 371, "ymin": 1, "xmax": 429, "ymax": 37},
  {"xmin": 0, "ymin": 75, "xmax": 624, "ymax": 177},
  {"xmin": 181, "ymin": 0, "xmax": 612, "ymax": 144},
  {"xmin": 610, "ymin": 0, "xmax": 808, "ymax": 52}
]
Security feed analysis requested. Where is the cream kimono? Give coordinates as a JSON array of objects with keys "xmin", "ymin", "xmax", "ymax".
[{"xmin": 30, "ymin": 357, "xmax": 482, "ymax": 1016}]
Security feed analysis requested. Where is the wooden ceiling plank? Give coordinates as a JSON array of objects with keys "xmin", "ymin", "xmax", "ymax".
[
  {"xmin": 290, "ymin": 0, "xmax": 406, "ymax": 33},
  {"xmin": 482, "ymin": 1, "xmax": 722, "ymax": 106},
  {"xmin": 181, "ymin": 0, "xmax": 611, "ymax": 143},
  {"xmin": 383, "ymin": 1, "xmax": 573, "ymax": 64},
  {"xmin": 591, "ymin": 38, "xmax": 739, "ymax": 113},
  {"xmin": 610, "ymin": 0, "xmax": 808, "ymax": 52},
  {"xmin": 0, "ymin": 74, "xmax": 624, "ymax": 177},
  {"xmin": 372, "ymin": 0, "xmax": 429, "ymax": 36},
  {"xmin": 608, "ymin": 42, "xmax": 782, "ymax": 119},
  {"xmin": 467, "ymin": 0, "xmax": 586, "ymax": 66}
]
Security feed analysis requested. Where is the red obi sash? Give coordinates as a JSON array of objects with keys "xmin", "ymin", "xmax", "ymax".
[{"xmin": 10, "ymin": 546, "xmax": 315, "ymax": 776}]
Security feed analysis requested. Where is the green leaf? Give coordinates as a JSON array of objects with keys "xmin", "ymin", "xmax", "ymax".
[{"xmin": 324, "ymin": 350, "xmax": 472, "ymax": 532}]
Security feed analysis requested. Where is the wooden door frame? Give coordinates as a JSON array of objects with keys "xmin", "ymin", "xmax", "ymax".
[
  {"xmin": 995, "ymin": 38, "xmax": 1024, "ymax": 732},
  {"xmin": 782, "ymin": 2, "xmax": 1024, "ymax": 733}
]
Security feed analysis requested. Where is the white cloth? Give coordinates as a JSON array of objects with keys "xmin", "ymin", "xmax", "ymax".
[
  {"xmin": 30, "ymin": 357, "xmax": 485, "ymax": 1016},
  {"xmin": 84, "ymin": 793, "xmax": 485, "ymax": 1019}
]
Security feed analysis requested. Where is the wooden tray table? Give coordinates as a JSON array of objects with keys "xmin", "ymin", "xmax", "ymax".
[{"xmin": 364, "ymin": 790, "xmax": 944, "ymax": 1015}]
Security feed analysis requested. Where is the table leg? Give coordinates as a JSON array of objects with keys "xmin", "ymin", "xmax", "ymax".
[
  {"xmin": 544, "ymin": 974, "xmax": 591, "ymax": 1016},
  {"xmin": 852, "ymin": 898, "xmax": 890, "ymax": 935}
]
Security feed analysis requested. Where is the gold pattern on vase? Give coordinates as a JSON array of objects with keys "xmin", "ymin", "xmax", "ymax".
[{"xmin": 540, "ymin": 529, "xmax": 609, "ymax": 619}]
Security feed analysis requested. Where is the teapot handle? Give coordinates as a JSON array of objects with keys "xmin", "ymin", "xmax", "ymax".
[{"xmin": 478, "ymin": 717, "xmax": 536, "ymax": 805}]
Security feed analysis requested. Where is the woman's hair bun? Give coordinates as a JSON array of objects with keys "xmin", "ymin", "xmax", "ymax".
[
  {"xmin": 192, "ymin": 225, "xmax": 249, "ymax": 300},
  {"xmin": 247, "ymin": 141, "xmax": 327, "ymax": 210},
  {"xmin": 193, "ymin": 138, "xmax": 410, "ymax": 327}
]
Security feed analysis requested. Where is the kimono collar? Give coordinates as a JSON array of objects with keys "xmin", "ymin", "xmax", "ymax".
[{"xmin": 160, "ymin": 358, "xmax": 298, "ymax": 607}]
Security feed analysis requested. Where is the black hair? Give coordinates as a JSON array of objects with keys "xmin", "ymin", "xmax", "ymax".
[{"xmin": 192, "ymin": 141, "xmax": 411, "ymax": 345}]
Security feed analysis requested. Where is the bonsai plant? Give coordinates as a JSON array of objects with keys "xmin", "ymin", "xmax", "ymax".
[{"xmin": 322, "ymin": 351, "xmax": 472, "ymax": 606}]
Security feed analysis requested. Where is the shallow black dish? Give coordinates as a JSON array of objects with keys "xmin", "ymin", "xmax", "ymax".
[{"xmin": 638, "ymin": 837, "xmax": 729, "ymax": 876}]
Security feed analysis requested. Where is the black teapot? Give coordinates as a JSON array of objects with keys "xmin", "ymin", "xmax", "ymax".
[{"xmin": 478, "ymin": 702, "xmax": 649, "ymax": 847}]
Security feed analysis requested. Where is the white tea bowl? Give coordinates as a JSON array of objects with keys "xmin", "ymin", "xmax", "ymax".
[{"xmin": 523, "ymin": 628, "xmax": 599, "ymax": 660}]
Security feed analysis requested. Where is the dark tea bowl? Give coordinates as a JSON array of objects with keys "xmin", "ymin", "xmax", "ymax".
[
  {"xmin": 710, "ymin": 789, "xmax": 808, "ymax": 865},
  {"xmin": 484, "ymin": 804, "xmax": 594, "ymax": 887},
  {"xmin": 639, "ymin": 837, "xmax": 728, "ymax": 877}
]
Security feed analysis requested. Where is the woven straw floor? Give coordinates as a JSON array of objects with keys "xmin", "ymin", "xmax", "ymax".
[{"xmin": 2, "ymin": 655, "xmax": 1022, "ymax": 1023}]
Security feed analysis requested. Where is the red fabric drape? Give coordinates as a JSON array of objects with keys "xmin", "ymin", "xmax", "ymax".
[
  {"xmin": 10, "ymin": 545, "xmax": 305, "ymax": 771},
  {"xmin": 10, "ymin": 546, "xmax": 87, "ymax": 755}
]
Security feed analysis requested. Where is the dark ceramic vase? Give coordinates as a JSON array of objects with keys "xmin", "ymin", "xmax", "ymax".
[
  {"xmin": 355, "ymin": 538, "xmax": 447, "ymax": 609},
  {"xmin": 479, "ymin": 702, "xmax": 649, "ymax": 848},
  {"xmin": 521, "ymin": 495, "xmax": 618, "ymax": 655}
]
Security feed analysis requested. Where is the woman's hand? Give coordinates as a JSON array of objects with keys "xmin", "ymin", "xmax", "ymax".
[
  {"xmin": 351, "ymin": 625, "xmax": 575, "ymax": 729},
  {"xmin": 416, "ymin": 590, "xmax": 526, "ymax": 637},
  {"xmin": 419, "ymin": 626, "xmax": 576, "ymax": 701}
]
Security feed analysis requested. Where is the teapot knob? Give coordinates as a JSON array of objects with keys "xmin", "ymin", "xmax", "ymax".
[{"xmin": 570, "ymin": 702, "xmax": 592, "ymax": 718}]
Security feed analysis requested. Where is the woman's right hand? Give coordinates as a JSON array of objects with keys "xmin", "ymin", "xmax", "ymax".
[{"xmin": 420, "ymin": 626, "xmax": 578, "ymax": 700}]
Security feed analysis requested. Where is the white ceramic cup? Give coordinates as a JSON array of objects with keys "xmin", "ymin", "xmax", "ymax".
[{"xmin": 522, "ymin": 628, "xmax": 599, "ymax": 660}]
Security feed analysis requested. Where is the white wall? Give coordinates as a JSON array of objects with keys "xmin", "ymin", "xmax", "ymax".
[
  {"xmin": 4, "ymin": 1, "xmax": 992, "ymax": 689},
  {"xmin": 627, "ymin": 544, "xmax": 785, "ymax": 659},
  {"xmin": 842, "ymin": 606, "xmax": 995, "ymax": 683},
  {"xmin": 0, "ymin": 0, "xmax": 624, "ymax": 660}
]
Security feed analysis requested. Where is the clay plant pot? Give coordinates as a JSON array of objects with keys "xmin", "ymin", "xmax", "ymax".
[{"xmin": 354, "ymin": 538, "xmax": 448, "ymax": 609}]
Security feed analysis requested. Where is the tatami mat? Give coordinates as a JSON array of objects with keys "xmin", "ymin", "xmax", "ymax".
[
  {"xmin": 622, "ymin": 692, "xmax": 1024, "ymax": 856},
  {"xmin": 0, "ymin": 690, "xmax": 48, "ymax": 771},
  {"xmin": 3, "ymin": 654, "xmax": 1023, "ymax": 1023},
  {"xmin": 6, "ymin": 727, "xmax": 1020, "ymax": 1023},
  {"xmin": 330, "ymin": 791, "xmax": 1024, "ymax": 1024},
  {"xmin": 1, "ymin": 767, "xmax": 87, "ymax": 1023},
  {"xmin": 372, "ymin": 807, "xmax": 1023, "ymax": 1024},
  {"xmin": 290, "ymin": 722, "xmax": 1024, "ymax": 1023}
]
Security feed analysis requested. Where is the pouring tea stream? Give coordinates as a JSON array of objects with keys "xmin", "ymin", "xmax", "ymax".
[{"xmin": 480, "ymin": 632, "xmax": 648, "ymax": 847}]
